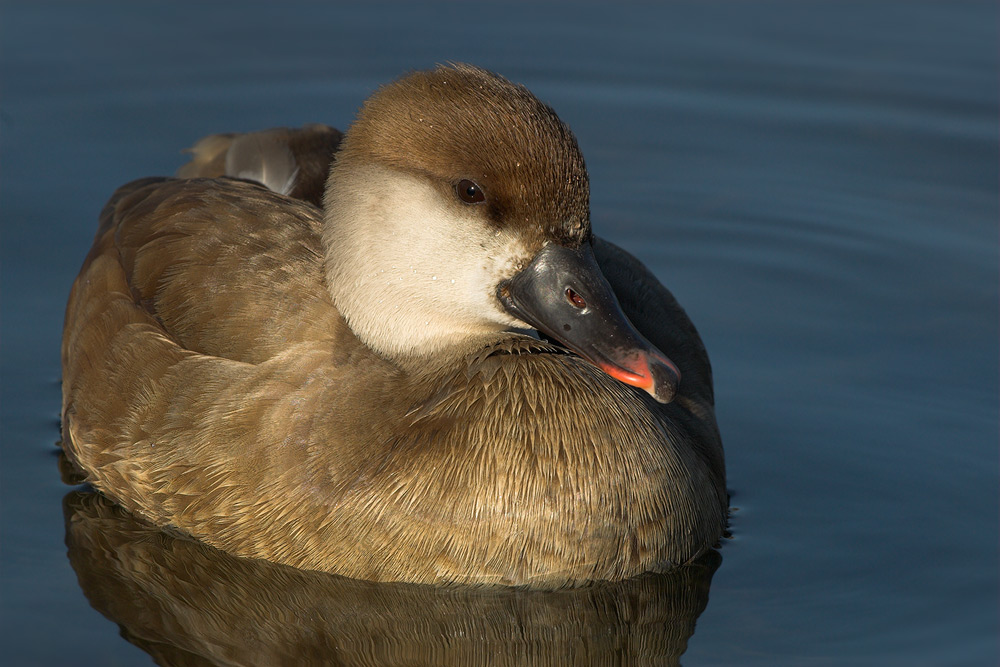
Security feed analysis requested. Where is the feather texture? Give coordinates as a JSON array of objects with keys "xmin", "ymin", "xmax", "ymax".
[{"xmin": 62, "ymin": 65, "xmax": 726, "ymax": 587}]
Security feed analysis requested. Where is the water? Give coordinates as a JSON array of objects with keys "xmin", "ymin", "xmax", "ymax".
[{"xmin": 2, "ymin": 1, "xmax": 996, "ymax": 664}]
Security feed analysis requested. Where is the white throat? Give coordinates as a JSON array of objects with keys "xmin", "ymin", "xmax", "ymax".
[{"xmin": 322, "ymin": 163, "xmax": 532, "ymax": 361}]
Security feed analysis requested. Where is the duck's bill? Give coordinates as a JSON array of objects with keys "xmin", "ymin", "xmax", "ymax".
[{"xmin": 498, "ymin": 243, "xmax": 680, "ymax": 404}]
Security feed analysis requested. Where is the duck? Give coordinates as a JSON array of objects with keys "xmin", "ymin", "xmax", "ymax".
[{"xmin": 61, "ymin": 64, "xmax": 727, "ymax": 588}]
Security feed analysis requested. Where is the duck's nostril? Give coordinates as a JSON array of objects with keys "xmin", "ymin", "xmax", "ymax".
[{"xmin": 565, "ymin": 288, "xmax": 587, "ymax": 309}]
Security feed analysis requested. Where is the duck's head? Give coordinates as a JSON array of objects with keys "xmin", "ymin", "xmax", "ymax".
[{"xmin": 323, "ymin": 64, "xmax": 680, "ymax": 403}]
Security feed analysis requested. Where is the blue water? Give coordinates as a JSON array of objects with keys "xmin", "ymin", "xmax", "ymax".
[{"xmin": 2, "ymin": 1, "xmax": 997, "ymax": 664}]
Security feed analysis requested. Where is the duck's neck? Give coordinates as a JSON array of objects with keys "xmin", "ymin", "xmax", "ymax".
[{"xmin": 321, "ymin": 162, "xmax": 531, "ymax": 363}]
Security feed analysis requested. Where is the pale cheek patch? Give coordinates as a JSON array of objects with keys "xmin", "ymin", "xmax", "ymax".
[{"xmin": 324, "ymin": 166, "xmax": 535, "ymax": 358}]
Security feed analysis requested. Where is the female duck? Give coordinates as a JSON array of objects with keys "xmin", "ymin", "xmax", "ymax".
[{"xmin": 61, "ymin": 64, "xmax": 727, "ymax": 587}]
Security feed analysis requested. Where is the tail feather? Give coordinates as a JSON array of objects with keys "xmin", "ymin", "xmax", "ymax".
[
  {"xmin": 176, "ymin": 125, "xmax": 343, "ymax": 207},
  {"xmin": 176, "ymin": 134, "xmax": 237, "ymax": 179},
  {"xmin": 225, "ymin": 133, "xmax": 299, "ymax": 196}
]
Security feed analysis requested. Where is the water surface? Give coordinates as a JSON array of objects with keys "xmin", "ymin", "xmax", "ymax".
[{"xmin": 2, "ymin": 1, "xmax": 996, "ymax": 664}]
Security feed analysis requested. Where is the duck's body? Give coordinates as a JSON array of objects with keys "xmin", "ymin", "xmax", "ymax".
[{"xmin": 61, "ymin": 65, "xmax": 726, "ymax": 587}]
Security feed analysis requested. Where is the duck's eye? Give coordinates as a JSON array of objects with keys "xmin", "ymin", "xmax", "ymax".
[
  {"xmin": 456, "ymin": 179, "xmax": 485, "ymax": 204},
  {"xmin": 565, "ymin": 288, "xmax": 587, "ymax": 309}
]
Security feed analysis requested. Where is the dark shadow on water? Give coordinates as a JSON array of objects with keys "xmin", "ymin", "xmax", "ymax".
[{"xmin": 63, "ymin": 488, "xmax": 722, "ymax": 666}]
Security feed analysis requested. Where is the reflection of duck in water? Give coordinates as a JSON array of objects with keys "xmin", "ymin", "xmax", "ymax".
[
  {"xmin": 61, "ymin": 64, "xmax": 727, "ymax": 587},
  {"xmin": 64, "ymin": 490, "xmax": 721, "ymax": 666}
]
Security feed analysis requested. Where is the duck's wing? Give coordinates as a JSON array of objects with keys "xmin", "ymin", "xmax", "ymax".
[
  {"xmin": 176, "ymin": 124, "xmax": 343, "ymax": 207},
  {"xmin": 61, "ymin": 177, "xmax": 391, "ymax": 565},
  {"xmin": 73, "ymin": 177, "xmax": 341, "ymax": 364},
  {"xmin": 592, "ymin": 237, "xmax": 724, "ymax": 480}
]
